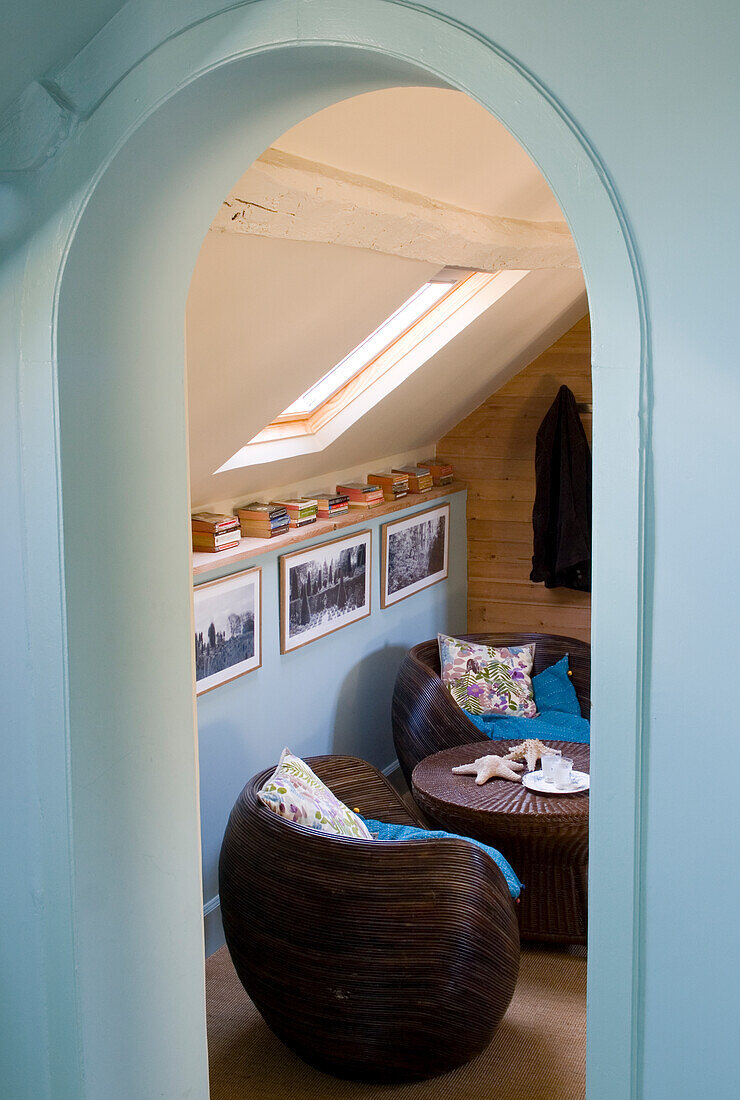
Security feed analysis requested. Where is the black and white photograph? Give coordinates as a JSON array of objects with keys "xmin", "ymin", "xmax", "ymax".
[
  {"xmin": 280, "ymin": 530, "xmax": 372, "ymax": 653},
  {"xmin": 193, "ymin": 567, "xmax": 261, "ymax": 693},
  {"xmin": 381, "ymin": 502, "xmax": 450, "ymax": 608}
]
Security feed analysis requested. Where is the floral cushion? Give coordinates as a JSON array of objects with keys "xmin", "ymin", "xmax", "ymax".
[
  {"xmin": 257, "ymin": 748, "xmax": 373, "ymax": 839},
  {"xmin": 438, "ymin": 633, "xmax": 537, "ymax": 718}
]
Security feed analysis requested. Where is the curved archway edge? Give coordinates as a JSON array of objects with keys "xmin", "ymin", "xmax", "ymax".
[{"xmin": 20, "ymin": 3, "xmax": 648, "ymax": 1097}]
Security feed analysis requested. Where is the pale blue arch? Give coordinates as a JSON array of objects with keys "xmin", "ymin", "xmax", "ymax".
[{"xmin": 16, "ymin": 3, "xmax": 649, "ymax": 1096}]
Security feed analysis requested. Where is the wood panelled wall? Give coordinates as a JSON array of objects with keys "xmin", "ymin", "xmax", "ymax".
[{"xmin": 438, "ymin": 315, "xmax": 592, "ymax": 642}]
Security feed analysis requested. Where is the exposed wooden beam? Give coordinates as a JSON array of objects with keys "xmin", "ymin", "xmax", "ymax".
[{"xmin": 210, "ymin": 148, "xmax": 579, "ymax": 270}]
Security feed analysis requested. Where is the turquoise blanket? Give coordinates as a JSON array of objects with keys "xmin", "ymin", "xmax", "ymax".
[
  {"xmin": 361, "ymin": 816, "xmax": 522, "ymax": 899},
  {"xmin": 465, "ymin": 708, "xmax": 590, "ymax": 744}
]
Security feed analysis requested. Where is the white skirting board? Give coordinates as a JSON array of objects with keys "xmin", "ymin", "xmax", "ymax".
[{"xmin": 203, "ymin": 894, "xmax": 225, "ymax": 959}]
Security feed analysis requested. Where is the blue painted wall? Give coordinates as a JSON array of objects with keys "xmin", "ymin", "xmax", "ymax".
[{"xmin": 197, "ymin": 492, "xmax": 467, "ymax": 955}]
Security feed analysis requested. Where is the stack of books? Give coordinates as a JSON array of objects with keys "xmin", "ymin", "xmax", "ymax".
[
  {"xmin": 392, "ymin": 464, "xmax": 433, "ymax": 493},
  {"xmin": 235, "ymin": 501, "xmax": 290, "ymax": 539},
  {"xmin": 336, "ymin": 482, "xmax": 385, "ymax": 509},
  {"xmin": 367, "ymin": 470, "xmax": 409, "ymax": 502},
  {"xmin": 191, "ymin": 512, "xmax": 240, "ymax": 553},
  {"xmin": 418, "ymin": 458, "xmax": 454, "ymax": 486},
  {"xmin": 302, "ymin": 490, "xmax": 349, "ymax": 518},
  {"xmin": 273, "ymin": 497, "xmax": 318, "ymax": 529}
]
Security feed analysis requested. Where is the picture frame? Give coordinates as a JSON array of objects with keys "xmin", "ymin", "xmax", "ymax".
[
  {"xmin": 280, "ymin": 529, "xmax": 372, "ymax": 654},
  {"xmin": 193, "ymin": 567, "xmax": 262, "ymax": 694},
  {"xmin": 381, "ymin": 502, "xmax": 450, "ymax": 608}
]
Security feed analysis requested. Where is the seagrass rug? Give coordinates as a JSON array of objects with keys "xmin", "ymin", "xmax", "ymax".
[{"xmin": 206, "ymin": 944, "xmax": 586, "ymax": 1099}]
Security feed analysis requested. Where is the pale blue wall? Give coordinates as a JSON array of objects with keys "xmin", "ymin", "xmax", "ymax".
[
  {"xmin": 197, "ymin": 494, "xmax": 467, "ymax": 956},
  {"xmin": 450, "ymin": 6, "xmax": 739, "ymax": 1096},
  {"xmin": 2, "ymin": 2, "xmax": 739, "ymax": 1099}
]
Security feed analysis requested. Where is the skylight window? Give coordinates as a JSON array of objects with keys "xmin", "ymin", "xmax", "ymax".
[
  {"xmin": 216, "ymin": 266, "xmax": 530, "ymax": 473},
  {"xmin": 278, "ymin": 279, "xmax": 455, "ymax": 418}
]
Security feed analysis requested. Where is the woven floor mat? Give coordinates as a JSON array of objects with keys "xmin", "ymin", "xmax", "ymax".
[{"xmin": 206, "ymin": 943, "xmax": 586, "ymax": 1099}]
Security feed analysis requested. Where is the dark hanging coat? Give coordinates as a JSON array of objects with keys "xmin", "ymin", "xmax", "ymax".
[{"xmin": 530, "ymin": 385, "xmax": 592, "ymax": 591}]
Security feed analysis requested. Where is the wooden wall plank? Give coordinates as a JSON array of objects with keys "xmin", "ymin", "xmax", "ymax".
[
  {"xmin": 468, "ymin": 578, "xmax": 591, "ymax": 606},
  {"xmin": 467, "ymin": 499, "xmax": 537, "ymax": 523},
  {"xmin": 439, "ymin": 314, "xmax": 592, "ymax": 640},
  {"xmin": 466, "ymin": 478, "xmax": 536, "ymax": 502},
  {"xmin": 470, "ymin": 599, "xmax": 590, "ymax": 630},
  {"xmin": 467, "ymin": 519, "xmax": 535, "ymax": 543},
  {"xmin": 437, "ymin": 456, "xmax": 536, "ymax": 480},
  {"xmin": 467, "ymin": 600, "xmax": 591, "ymax": 641}
]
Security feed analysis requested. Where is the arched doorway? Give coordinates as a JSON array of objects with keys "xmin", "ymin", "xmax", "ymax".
[{"xmin": 22, "ymin": 4, "xmax": 647, "ymax": 1095}]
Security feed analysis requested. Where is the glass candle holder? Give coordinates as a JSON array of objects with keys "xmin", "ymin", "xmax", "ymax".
[
  {"xmin": 553, "ymin": 756, "xmax": 573, "ymax": 788},
  {"xmin": 541, "ymin": 751, "xmax": 562, "ymax": 782}
]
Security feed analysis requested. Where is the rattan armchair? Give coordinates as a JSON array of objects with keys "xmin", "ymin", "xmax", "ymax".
[
  {"xmin": 219, "ymin": 755, "xmax": 520, "ymax": 1082},
  {"xmin": 392, "ymin": 633, "xmax": 591, "ymax": 785}
]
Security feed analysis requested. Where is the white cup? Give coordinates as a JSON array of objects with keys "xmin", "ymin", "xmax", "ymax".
[
  {"xmin": 553, "ymin": 756, "xmax": 574, "ymax": 788},
  {"xmin": 541, "ymin": 751, "xmax": 562, "ymax": 783}
]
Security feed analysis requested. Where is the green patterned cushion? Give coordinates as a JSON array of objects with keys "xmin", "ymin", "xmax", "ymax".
[
  {"xmin": 257, "ymin": 748, "xmax": 373, "ymax": 839},
  {"xmin": 438, "ymin": 633, "xmax": 537, "ymax": 718}
]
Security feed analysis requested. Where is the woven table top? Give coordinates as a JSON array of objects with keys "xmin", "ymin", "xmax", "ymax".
[{"xmin": 412, "ymin": 740, "xmax": 590, "ymax": 827}]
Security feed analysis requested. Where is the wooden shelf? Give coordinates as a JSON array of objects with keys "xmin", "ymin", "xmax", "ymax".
[{"xmin": 192, "ymin": 481, "xmax": 467, "ymax": 578}]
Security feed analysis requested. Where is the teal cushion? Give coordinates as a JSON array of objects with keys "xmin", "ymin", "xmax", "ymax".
[
  {"xmin": 361, "ymin": 816, "xmax": 522, "ymax": 899},
  {"xmin": 533, "ymin": 655, "xmax": 582, "ymax": 715}
]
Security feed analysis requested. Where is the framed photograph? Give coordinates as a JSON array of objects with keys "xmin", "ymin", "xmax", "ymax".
[
  {"xmin": 280, "ymin": 530, "xmax": 372, "ymax": 653},
  {"xmin": 381, "ymin": 502, "xmax": 450, "ymax": 608},
  {"xmin": 193, "ymin": 567, "xmax": 261, "ymax": 694}
]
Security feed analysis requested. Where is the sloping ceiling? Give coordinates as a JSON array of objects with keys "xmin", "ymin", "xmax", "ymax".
[
  {"xmin": 186, "ymin": 87, "xmax": 586, "ymax": 509},
  {"xmin": 272, "ymin": 86, "xmax": 566, "ymax": 222},
  {"xmin": 187, "ymin": 235, "xmax": 439, "ymax": 504}
]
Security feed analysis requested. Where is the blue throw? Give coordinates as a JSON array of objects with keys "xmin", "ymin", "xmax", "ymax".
[
  {"xmin": 465, "ymin": 708, "xmax": 590, "ymax": 744},
  {"xmin": 361, "ymin": 816, "xmax": 522, "ymax": 899}
]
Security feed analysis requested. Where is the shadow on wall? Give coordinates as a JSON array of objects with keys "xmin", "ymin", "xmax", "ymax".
[{"xmin": 331, "ymin": 644, "xmax": 408, "ymax": 767}]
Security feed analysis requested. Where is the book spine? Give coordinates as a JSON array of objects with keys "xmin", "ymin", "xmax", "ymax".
[
  {"xmin": 192, "ymin": 536, "xmax": 240, "ymax": 552},
  {"xmin": 238, "ymin": 510, "xmax": 287, "ymax": 521},
  {"xmin": 338, "ymin": 486, "xmax": 379, "ymax": 497},
  {"xmin": 239, "ymin": 528, "xmax": 289, "ymax": 539},
  {"xmin": 191, "ymin": 521, "xmax": 239, "ymax": 534}
]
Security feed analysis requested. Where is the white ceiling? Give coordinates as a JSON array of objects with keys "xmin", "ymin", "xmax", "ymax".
[
  {"xmin": 187, "ymin": 86, "xmax": 585, "ymax": 509},
  {"xmin": 272, "ymin": 87, "xmax": 566, "ymax": 223}
]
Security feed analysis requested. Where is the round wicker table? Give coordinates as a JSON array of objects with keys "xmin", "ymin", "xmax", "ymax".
[{"xmin": 412, "ymin": 740, "xmax": 589, "ymax": 944}]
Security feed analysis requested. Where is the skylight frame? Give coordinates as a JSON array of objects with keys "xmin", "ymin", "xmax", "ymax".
[
  {"xmin": 248, "ymin": 268, "xmax": 474, "ymax": 443},
  {"xmin": 216, "ymin": 268, "xmax": 530, "ymax": 472},
  {"xmin": 272, "ymin": 278, "xmax": 460, "ymax": 422}
]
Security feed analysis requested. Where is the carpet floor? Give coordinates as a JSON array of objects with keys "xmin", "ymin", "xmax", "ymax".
[{"xmin": 206, "ymin": 945, "xmax": 586, "ymax": 1100}]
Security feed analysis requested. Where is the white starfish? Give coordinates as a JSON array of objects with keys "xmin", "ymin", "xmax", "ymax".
[
  {"xmin": 451, "ymin": 754, "xmax": 525, "ymax": 785},
  {"xmin": 504, "ymin": 739, "xmax": 551, "ymax": 772}
]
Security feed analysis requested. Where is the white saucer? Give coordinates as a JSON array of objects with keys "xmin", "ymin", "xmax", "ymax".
[{"xmin": 522, "ymin": 769, "xmax": 590, "ymax": 795}]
